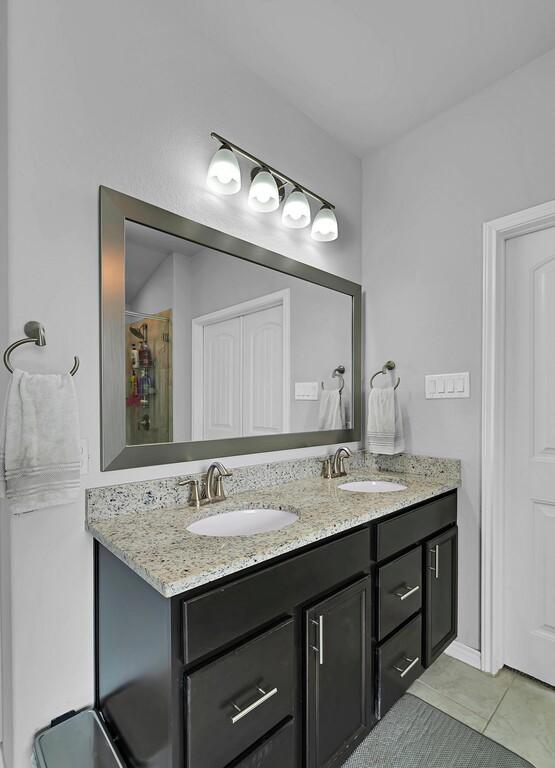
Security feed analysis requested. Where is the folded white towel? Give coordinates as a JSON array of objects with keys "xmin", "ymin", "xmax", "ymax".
[
  {"xmin": 319, "ymin": 388, "xmax": 343, "ymax": 430},
  {"xmin": 0, "ymin": 369, "xmax": 80, "ymax": 514},
  {"xmin": 367, "ymin": 386, "xmax": 405, "ymax": 455}
]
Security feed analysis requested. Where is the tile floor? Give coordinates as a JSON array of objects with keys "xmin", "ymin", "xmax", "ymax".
[{"xmin": 409, "ymin": 654, "xmax": 555, "ymax": 768}]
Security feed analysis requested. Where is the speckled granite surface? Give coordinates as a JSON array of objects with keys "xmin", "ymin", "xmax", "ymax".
[
  {"xmin": 87, "ymin": 461, "xmax": 460, "ymax": 598},
  {"xmin": 86, "ymin": 451, "xmax": 459, "ymax": 523}
]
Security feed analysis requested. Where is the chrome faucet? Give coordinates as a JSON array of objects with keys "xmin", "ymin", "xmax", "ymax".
[
  {"xmin": 178, "ymin": 462, "xmax": 233, "ymax": 508},
  {"xmin": 205, "ymin": 461, "xmax": 233, "ymax": 502},
  {"xmin": 333, "ymin": 446, "xmax": 352, "ymax": 477},
  {"xmin": 321, "ymin": 446, "xmax": 352, "ymax": 479}
]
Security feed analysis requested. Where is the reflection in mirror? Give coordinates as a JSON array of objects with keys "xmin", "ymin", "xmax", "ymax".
[{"xmin": 124, "ymin": 221, "xmax": 353, "ymax": 446}]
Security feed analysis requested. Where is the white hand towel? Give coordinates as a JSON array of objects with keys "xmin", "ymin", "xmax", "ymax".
[
  {"xmin": 319, "ymin": 389, "xmax": 343, "ymax": 430},
  {"xmin": 0, "ymin": 369, "xmax": 80, "ymax": 513},
  {"xmin": 367, "ymin": 386, "xmax": 405, "ymax": 455}
]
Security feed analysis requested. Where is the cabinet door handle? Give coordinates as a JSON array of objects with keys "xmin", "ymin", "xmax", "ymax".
[
  {"xmin": 311, "ymin": 615, "xmax": 324, "ymax": 665},
  {"xmin": 231, "ymin": 686, "xmax": 278, "ymax": 724},
  {"xmin": 429, "ymin": 544, "xmax": 440, "ymax": 579},
  {"xmin": 394, "ymin": 584, "xmax": 420, "ymax": 601},
  {"xmin": 393, "ymin": 656, "xmax": 420, "ymax": 678}
]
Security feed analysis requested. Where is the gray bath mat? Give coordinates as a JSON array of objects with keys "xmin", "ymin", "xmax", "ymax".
[{"xmin": 343, "ymin": 694, "xmax": 533, "ymax": 767}]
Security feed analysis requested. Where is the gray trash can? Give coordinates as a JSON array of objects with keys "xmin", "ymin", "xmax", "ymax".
[{"xmin": 33, "ymin": 709, "xmax": 125, "ymax": 768}]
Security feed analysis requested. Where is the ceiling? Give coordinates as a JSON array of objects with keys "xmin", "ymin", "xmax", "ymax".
[{"xmin": 189, "ymin": 0, "xmax": 555, "ymax": 156}]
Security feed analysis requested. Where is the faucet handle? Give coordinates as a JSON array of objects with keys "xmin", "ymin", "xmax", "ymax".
[
  {"xmin": 179, "ymin": 478, "xmax": 202, "ymax": 508},
  {"xmin": 320, "ymin": 457, "xmax": 333, "ymax": 479}
]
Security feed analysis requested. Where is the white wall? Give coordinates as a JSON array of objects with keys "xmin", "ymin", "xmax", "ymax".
[
  {"xmin": 363, "ymin": 47, "xmax": 555, "ymax": 650},
  {"xmin": 0, "ymin": 0, "xmax": 9, "ymax": 759},
  {"xmin": 3, "ymin": 1, "xmax": 361, "ymax": 764}
]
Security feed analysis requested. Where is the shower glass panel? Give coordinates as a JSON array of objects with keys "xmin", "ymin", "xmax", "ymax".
[{"xmin": 125, "ymin": 310, "xmax": 172, "ymax": 445}]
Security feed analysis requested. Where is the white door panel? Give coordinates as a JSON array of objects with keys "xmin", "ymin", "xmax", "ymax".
[
  {"xmin": 505, "ymin": 226, "xmax": 555, "ymax": 685},
  {"xmin": 203, "ymin": 317, "xmax": 241, "ymax": 440},
  {"xmin": 243, "ymin": 304, "xmax": 284, "ymax": 436}
]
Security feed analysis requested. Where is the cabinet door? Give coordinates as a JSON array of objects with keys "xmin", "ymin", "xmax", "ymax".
[
  {"xmin": 305, "ymin": 577, "xmax": 372, "ymax": 768},
  {"xmin": 425, "ymin": 526, "xmax": 458, "ymax": 666}
]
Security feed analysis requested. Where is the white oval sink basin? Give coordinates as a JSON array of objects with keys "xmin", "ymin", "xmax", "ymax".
[
  {"xmin": 187, "ymin": 508, "xmax": 298, "ymax": 537},
  {"xmin": 338, "ymin": 480, "xmax": 407, "ymax": 493}
]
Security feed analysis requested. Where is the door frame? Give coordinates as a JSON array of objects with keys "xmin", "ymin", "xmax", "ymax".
[
  {"xmin": 191, "ymin": 289, "xmax": 291, "ymax": 440},
  {"xmin": 482, "ymin": 199, "xmax": 555, "ymax": 674}
]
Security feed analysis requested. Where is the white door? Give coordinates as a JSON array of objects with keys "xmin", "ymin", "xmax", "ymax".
[
  {"xmin": 505, "ymin": 225, "xmax": 555, "ymax": 685},
  {"xmin": 203, "ymin": 316, "xmax": 242, "ymax": 440},
  {"xmin": 243, "ymin": 304, "xmax": 285, "ymax": 436}
]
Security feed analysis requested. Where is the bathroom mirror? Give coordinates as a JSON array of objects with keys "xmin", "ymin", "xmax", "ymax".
[{"xmin": 100, "ymin": 187, "xmax": 361, "ymax": 470}]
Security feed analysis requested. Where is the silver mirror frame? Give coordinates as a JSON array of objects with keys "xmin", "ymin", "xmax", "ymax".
[{"xmin": 100, "ymin": 186, "xmax": 362, "ymax": 471}]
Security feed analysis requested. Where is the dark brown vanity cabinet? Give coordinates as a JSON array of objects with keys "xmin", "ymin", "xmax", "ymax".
[
  {"xmin": 373, "ymin": 492, "xmax": 458, "ymax": 718},
  {"xmin": 95, "ymin": 490, "xmax": 457, "ymax": 768},
  {"xmin": 305, "ymin": 577, "xmax": 372, "ymax": 768},
  {"xmin": 425, "ymin": 526, "xmax": 458, "ymax": 665}
]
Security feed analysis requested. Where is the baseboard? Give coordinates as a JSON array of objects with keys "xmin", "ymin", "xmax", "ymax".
[{"xmin": 444, "ymin": 640, "xmax": 481, "ymax": 670}]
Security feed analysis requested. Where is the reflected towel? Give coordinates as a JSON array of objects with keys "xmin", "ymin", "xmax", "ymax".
[
  {"xmin": 0, "ymin": 369, "xmax": 80, "ymax": 513},
  {"xmin": 367, "ymin": 386, "xmax": 405, "ymax": 455},
  {"xmin": 319, "ymin": 389, "xmax": 343, "ymax": 430}
]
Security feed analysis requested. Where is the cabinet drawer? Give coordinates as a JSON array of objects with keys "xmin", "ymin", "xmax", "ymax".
[
  {"xmin": 377, "ymin": 615, "xmax": 422, "ymax": 718},
  {"xmin": 375, "ymin": 492, "xmax": 456, "ymax": 561},
  {"xmin": 378, "ymin": 547, "xmax": 422, "ymax": 641},
  {"xmin": 186, "ymin": 619, "xmax": 295, "ymax": 768},
  {"xmin": 182, "ymin": 528, "xmax": 370, "ymax": 664},
  {"xmin": 234, "ymin": 720, "xmax": 296, "ymax": 768}
]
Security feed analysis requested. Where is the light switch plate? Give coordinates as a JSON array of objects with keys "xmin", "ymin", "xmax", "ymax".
[
  {"xmin": 425, "ymin": 372, "xmax": 470, "ymax": 399},
  {"xmin": 295, "ymin": 382, "xmax": 319, "ymax": 401}
]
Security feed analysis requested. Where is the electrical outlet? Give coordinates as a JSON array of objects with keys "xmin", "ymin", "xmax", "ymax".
[{"xmin": 79, "ymin": 439, "xmax": 89, "ymax": 475}]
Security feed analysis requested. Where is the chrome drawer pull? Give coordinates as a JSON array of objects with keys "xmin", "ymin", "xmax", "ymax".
[
  {"xmin": 231, "ymin": 686, "xmax": 278, "ymax": 724},
  {"xmin": 393, "ymin": 656, "xmax": 420, "ymax": 678},
  {"xmin": 311, "ymin": 616, "xmax": 324, "ymax": 666},
  {"xmin": 429, "ymin": 544, "xmax": 440, "ymax": 579},
  {"xmin": 394, "ymin": 584, "xmax": 420, "ymax": 601}
]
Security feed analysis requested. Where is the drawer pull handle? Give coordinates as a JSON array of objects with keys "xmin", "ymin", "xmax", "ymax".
[
  {"xmin": 429, "ymin": 544, "xmax": 440, "ymax": 579},
  {"xmin": 311, "ymin": 616, "xmax": 324, "ymax": 666},
  {"xmin": 394, "ymin": 584, "xmax": 420, "ymax": 601},
  {"xmin": 231, "ymin": 686, "xmax": 278, "ymax": 724},
  {"xmin": 393, "ymin": 656, "xmax": 420, "ymax": 678}
]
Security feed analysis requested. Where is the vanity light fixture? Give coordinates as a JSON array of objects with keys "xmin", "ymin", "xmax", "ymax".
[
  {"xmin": 248, "ymin": 168, "xmax": 282, "ymax": 212},
  {"xmin": 311, "ymin": 205, "xmax": 338, "ymax": 242},
  {"xmin": 282, "ymin": 188, "xmax": 311, "ymax": 229},
  {"xmin": 206, "ymin": 145, "xmax": 241, "ymax": 195},
  {"xmin": 208, "ymin": 132, "xmax": 337, "ymax": 241}
]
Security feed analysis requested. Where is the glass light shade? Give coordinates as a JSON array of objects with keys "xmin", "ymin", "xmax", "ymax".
[
  {"xmin": 248, "ymin": 170, "xmax": 280, "ymax": 212},
  {"xmin": 206, "ymin": 147, "xmax": 241, "ymax": 195},
  {"xmin": 282, "ymin": 188, "xmax": 311, "ymax": 228},
  {"xmin": 311, "ymin": 206, "xmax": 338, "ymax": 242}
]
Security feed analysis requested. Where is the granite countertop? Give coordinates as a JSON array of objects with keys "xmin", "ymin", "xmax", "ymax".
[{"xmin": 87, "ymin": 467, "xmax": 459, "ymax": 598}]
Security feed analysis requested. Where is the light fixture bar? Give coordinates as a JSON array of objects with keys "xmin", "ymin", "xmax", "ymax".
[{"xmin": 211, "ymin": 132, "xmax": 335, "ymax": 210}]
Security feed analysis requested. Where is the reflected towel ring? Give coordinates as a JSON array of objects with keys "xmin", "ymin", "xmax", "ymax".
[
  {"xmin": 370, "ymin": 360, "xmax": 400, "ymax": 390},
  {"xmin": 3, "ymin": 321, "xmax": 80, "ymax": 376},
  {"xmin": 321, "ymin": 364, "xmax": 345, "ymax": 395}
]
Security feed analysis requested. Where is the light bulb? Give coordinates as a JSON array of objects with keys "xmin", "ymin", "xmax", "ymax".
[
  {"xmin": 206, "ymin": 146, "xmax": 241, "ymax": 195},
  {"xmin": 282, "ymin": 188, "xmax": 311, "ymax": 229},
  {"xmin": 311, "ymin": 205, "xmax": 338, "ymax": 242},
  {"xmin": 248, "ymin": 169, "xmax": 280, "ymax": 212}
]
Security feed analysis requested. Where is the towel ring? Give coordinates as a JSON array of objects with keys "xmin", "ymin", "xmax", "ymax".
[
  {"xmin": 321, "ymin": 365, "xmax": 345, "ymax": 395},
  {"xmin": 370, "ymin": 360, "xmax": 400, "ymax": 390},
  {"xmin": 3, "ymin": 321, "xmax": 80, "ymax": 376}
]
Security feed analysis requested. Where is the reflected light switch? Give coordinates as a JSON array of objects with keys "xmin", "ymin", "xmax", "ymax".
[{"xmin": 295, "ymin": 382, "xmax": 319, "ymax": 400}]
